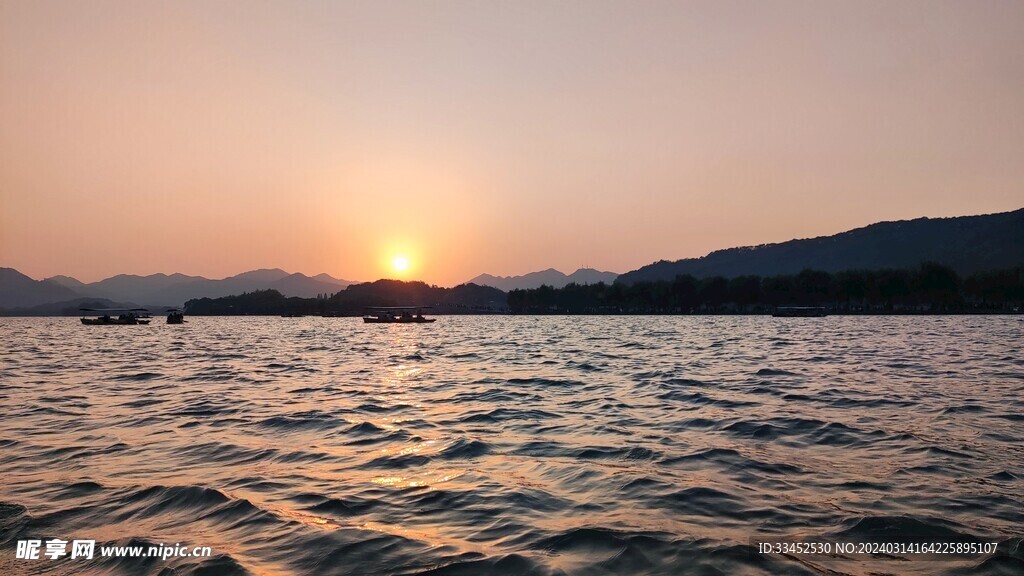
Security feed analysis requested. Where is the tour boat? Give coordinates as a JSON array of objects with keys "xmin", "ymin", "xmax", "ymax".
[
  {"xmin": 80, "ymin": 308, "xmax": 152, "ymax": 325},
  {"xmin": 363, "ymin": 306, "xmax": 436, "ymax": 323}
]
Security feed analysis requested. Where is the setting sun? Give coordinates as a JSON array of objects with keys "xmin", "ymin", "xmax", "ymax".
[{"xmin": 392, "ymin": 256, "xmax": 410, "ymax": 273}]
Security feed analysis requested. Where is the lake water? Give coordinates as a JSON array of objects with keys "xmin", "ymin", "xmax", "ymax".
[{"xmin": 1, "ymin": 316, "xmax": 1022, "ymax": 575}]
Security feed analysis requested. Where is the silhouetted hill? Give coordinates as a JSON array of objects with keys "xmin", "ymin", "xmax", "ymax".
[
  {"xmin": 567, "ymin": 268, "xmax": 620, "ymax": 285},
  {"xmin": 0, "ymin": 268, "xmax": 81, "ymax": 308},
  {"xmin": 267, "ymin": 273, "xmax": 350, "ymax": 298},
  {"xmin": 185, "ymin": 281, "xmax": 507, "ymax": 315},
  {"xmin": 44, "ymin": 275, "xmax": 88, "ymax": 291},
  {"xmin": 85, "ymin": 272, "xmax": 205, "ymax": 303},
  {"xmin": 617, "ymin": 208, "xmax": 1024, "ymax": 284},
  {"xmin": 469, "ymin": 268, "xmax": 618, "ymax": 290},
  {"xmin": 336, "ymin": 280, "xmax": 506, "ymax": 310},
  {"xmin": 229, "ymin": 268, "xmax": 291, "ymax": 284},
  {"xmin": 0, "ymin": 268, "xmax": 356, "ymax": 308}
]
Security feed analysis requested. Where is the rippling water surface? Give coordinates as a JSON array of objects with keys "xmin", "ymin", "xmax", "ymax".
[{"xmin": 1, "ymin": 316, "xmax": 1022, "ymax": 575}]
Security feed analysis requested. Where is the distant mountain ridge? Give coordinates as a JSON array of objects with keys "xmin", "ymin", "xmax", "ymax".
[
  {"xmin": 0, "ymin": 268, "xmax": 354, "ymax": 310},
  {"xmin": 468, "ymin": 268, "xmax": 618, "ymax": 291},
  {"xmin": 6, "ymin": 208, "xmax": 1022, "ymax": 310},
  {"xmin": 0, "ymin": 268, "xmax": 83, "ymax": 308},
  {"xmin": 617, "ymin": 208, "xmax": 1024, "ymax": 284}
]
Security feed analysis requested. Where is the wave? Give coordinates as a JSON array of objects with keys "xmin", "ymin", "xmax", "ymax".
[
  {"xmin": 435, "ymin": 438, "xmax": 493, "ymax": 459},
  {"xmin": 459, "ymin": 408, "xmax": 562, "ymax": 423},
  {"xmin": 755, "ymin": 368, "xmax": 800, "ymax": 376},
  {"xmin": 256, "ymin": 410, "xmax": 343, "ymax": 431},
  {"xmin": 831, "ymin": 515, "xmax": 987, "ymax": 543}
]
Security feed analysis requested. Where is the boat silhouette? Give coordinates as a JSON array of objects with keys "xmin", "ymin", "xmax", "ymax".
[
  {"xmin": 80, "ymin": 308, "xmax": 152, "ymax": 325},
  {"xmin": 362, "ymin": 306, "xmax": 436, "ymax": 324}
]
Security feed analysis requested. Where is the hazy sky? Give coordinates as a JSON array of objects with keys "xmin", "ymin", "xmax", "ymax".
[{"xmin": 2, "ymin": 1, "xmax": 1022, "ymax": 285}]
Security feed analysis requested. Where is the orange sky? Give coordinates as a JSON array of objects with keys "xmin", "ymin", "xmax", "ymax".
[{"xmin": 2, "ymin": 1, "xmax": 1023, "ymax": 285}]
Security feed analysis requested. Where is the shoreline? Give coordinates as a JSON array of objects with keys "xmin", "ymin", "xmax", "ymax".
[{"xmin": 2, "ymin": 311, "xmax": 1021, "ymax": 318}]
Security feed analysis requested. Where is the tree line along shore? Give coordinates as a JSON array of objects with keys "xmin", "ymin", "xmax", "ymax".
[
  {"xmin": 507, "ymin": 263, "xmax": 1022, "ymax": 314},
  {"xmin": 178, "ymin": 264, "xmax": 1023, "ymax": 316}
]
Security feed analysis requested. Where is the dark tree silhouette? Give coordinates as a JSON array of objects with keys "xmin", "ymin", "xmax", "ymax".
[
  {"xmin": 182, "ymin": 266, "xmax": 1023, "ymax": 316},
  {"xmin": 508, "ymin": 264, "xmax": 1022, "ymax": 314}
]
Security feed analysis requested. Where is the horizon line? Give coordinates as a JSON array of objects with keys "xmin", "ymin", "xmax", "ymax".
[{"xmin": 4, "ymin": 205, "xmax": 1021, "ymax": 286}]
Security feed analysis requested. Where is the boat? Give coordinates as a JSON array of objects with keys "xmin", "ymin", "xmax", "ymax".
[
  {"xmin": 363, "ymin": 306, "xmax": 436, "ymax": 323},
  {"xmin": 166, "ymin": 308, "xmax": 185, "ymax": 324},
  {"xmin": 80, "ymin": 308, "xmax": 152, "ymax": 325},
  {"xmin": 772, "ymin": 306, "xmax": 827, "ymax": 317}
]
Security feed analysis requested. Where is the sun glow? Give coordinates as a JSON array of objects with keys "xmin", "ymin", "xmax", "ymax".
[
  {"xmin": 377, "ymin": 243, "xmax": 421, "ymax": 279},
  {"xmin": 392, "ymin": 256, "xmax": 410, "ymax": 273}
]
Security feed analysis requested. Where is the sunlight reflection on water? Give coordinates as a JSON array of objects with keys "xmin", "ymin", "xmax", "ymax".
[{"xmin": 0, "ymin": 315, "xmax": 1022, "ymax": 575}]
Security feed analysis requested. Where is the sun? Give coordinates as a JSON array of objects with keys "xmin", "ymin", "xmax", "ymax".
[{"xmin": 391, "ymin": 256, "xmax": 410, "ymax": 273}]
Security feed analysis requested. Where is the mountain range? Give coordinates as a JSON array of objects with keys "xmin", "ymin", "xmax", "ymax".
[
  {"xmin": 617, "ymin": 208, "xmax": 1024, "ymax": 284},
  {"xmin": 0, "ymin": 268, "xmax": 352, "ymax": 310},
  {"xmin": 3, "ymin": 207, "xmax": 1022, "ymax": 312},
  {"xmin": 467, "ymin": 268, "xmax": 619, "ymax": 291}
]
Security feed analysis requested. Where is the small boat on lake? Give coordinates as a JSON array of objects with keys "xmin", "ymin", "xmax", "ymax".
[
  {"xmin": 363, "ymin": 306, "xmax": 436, "ymax": 323},
  {"xmin": 80, "ymin": 308, "xmax": 152, "ymax": 325},
  {"xmin": 166, "ymin": 308, "xmax": 185, "ymax": 324},
  {"xmin": 772, "ymin": 306, "xmax": 827, "ymax": 318}
]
